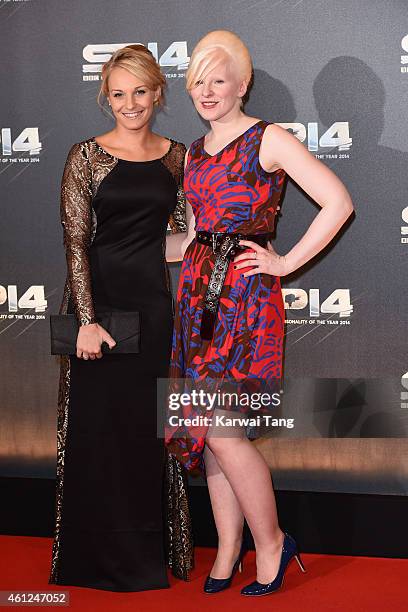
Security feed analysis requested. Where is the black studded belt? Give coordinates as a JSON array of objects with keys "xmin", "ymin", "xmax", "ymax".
[{"xmin": 196, "ymin": 230, "xmax": 273, "ymax": 341}]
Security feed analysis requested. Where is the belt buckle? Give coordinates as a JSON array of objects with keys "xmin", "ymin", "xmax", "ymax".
[{"xmin": 220, "ymin": 234, "xmax": 237, "ymax": 259}]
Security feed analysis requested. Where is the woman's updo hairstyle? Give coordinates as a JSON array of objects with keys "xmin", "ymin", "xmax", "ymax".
[
  {"xmin": 186, "ymin": 30, "xmax": 253, "ymax": 104},
  {"xmin": 97, "ymin": 44, "xmax": 167, "ymax": 109}
]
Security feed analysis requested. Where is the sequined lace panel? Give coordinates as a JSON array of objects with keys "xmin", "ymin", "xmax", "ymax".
[
  {"xmin": 48, "ymin": 354, "xmax": 70, "ymax": 584},
  {"xmin": 59, "ymin": 140, "xmax": 118, "ymax": 326},
  {"xmin": 161, "ymin": 140, "xmax": 187, "ymax": 234},
  {"xmin": 161, "ymin": 141, "xmax": 187, "ymax": 311},
  {"xmin": 165, "ymin": 453, "xmax": 194, "ymax": 579}
]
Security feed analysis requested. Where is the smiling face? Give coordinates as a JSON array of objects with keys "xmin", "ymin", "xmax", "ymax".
[
  {"xmin": 189, "ymin": 59, "xmax": 247, "ymax": 122},
  {"xmin": 106, "ymin": 66, "xmax": 159, "ymax": 130}
]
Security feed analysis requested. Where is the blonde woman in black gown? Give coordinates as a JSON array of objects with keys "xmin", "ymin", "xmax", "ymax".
[{"xmin": 49, "ymin": 45, "xmax": 193, "ymax": 591}]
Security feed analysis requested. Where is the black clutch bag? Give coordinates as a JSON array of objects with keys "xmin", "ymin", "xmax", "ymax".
[{"xmin": 50, "ymin": 312, "xmax": 140, "ymax": 355}]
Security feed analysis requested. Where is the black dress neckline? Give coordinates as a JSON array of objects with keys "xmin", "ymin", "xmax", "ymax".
[{"xmin": 91, "ymin": 136, "xmax": 175, "ymax": 164}]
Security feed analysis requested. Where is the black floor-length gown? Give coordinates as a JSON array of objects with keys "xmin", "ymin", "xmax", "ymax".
[{"xmin": 49, "ymin": 137, "xmax": 193, "ymax": 591}]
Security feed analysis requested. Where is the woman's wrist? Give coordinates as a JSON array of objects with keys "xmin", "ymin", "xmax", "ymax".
[
  {"xmin": 281, "ymin": 252, "xmax": 298, "ymax": 276},
  {"xmin": 79, "ymin": 319, "xmax": 97, "ymax": 328}
]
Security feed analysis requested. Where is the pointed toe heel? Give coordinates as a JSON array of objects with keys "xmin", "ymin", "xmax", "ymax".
[
  {"xmin": 204, "ymin": 540, "xmax": 247, "ymax": 594},
  {"xmin": 241, "ymin": 532, "xmax": 306, "ymax": 596},
  {"xmin": 204, "ymin": 574, "xmax": 233, "ymax": 594}
]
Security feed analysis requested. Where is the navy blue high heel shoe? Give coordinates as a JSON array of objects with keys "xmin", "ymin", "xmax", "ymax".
[
  {"xmin": 204, "ymin": 540, "xmax": 247, "ymax": 594},
  {"xmin": 241, "ymin": 532, "xmax": 306, "ymax": 596}
]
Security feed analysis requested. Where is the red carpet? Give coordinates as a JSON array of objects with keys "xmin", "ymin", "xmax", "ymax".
[{"xmin": 0, "ymin": 536, "xmax": 406, "ymax": 611}]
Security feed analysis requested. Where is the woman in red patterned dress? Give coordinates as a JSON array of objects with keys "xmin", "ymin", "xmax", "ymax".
[{"xmin": 165, "ymin": 30, "xmax": 353, "ymax": 596}]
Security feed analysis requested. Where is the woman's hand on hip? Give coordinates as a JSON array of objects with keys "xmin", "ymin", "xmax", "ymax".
[
  {"xmin": 76, "ymin": 323, "xmax": 116, "ymax": 360},
  {"xmin": 233, "ymin": 240, "xmax": 293, "ymax": 278}
]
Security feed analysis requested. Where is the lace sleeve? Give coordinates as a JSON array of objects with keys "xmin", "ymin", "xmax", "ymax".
[
  {"xmin": 60, "ymin": 142, "xmax": 96, "ymax": 325},
  {"xmin": 167, "ymin": 142, "xmax": 187, "ymax": 234}
]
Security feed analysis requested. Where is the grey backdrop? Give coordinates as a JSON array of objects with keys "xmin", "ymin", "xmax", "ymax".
[{"xmin": 0, "ymin": 0, "xmax": 407, "ymax": 494}]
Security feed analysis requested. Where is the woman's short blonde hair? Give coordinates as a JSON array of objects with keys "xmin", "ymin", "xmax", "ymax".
[
  {"xmin": 97, "ymin": 44, "xmax": 166, "ymax": 108},
  {"xmin": 186, "ymin": 30, "xmax": 253, "ymax": 92}
]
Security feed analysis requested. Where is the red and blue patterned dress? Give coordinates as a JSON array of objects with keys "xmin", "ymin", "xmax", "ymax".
[{"xmin": 165, "ymin": 120, "xmax": 286, "ymax": 475}]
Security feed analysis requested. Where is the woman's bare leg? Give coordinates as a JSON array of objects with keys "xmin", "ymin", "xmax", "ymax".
[
  {"xmin": 204, "ymin": 444, "xmax": 244, "ymax": 578},
  {"xmin": 205, "ymin": 412, "xmax": 285, "ymax": 583}
]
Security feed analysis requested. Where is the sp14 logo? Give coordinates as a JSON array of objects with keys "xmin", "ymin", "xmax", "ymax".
[
  {"xmin": 83, "ymin": 42, "xmax": 190, "ymax": 75},
  {"xmin": 277, "ymin": 122, "xmax": 352, "ymax": 152},
  {"xmin": 0, "ymin": 286, "xmax": 47, "ymax": 312},
  {"xmin": 282, "ymin": 289, "xmax": 353, "ymax": 317},
  {"xmin": 1, "ymin": 128, "xmax": 41, "ymax": 156}
]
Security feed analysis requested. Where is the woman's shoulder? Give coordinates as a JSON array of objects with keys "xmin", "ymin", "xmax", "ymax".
[
  {"xmin": 165, "ymin": 138, "xmax": 187, "ymax": 164},
  {"xmin": 65, "ymin": 136, "xmax": 119, "ymax": 167},
  {"xmin": 65, "ymin": 137, "xmax": 96, "ymax": 159},
  {"xmin": 167, "ymin": 139, "xmax": 187, "ymax": 154},
  {"xmin": 260, "ymin": 122, "xmax": 296, "ymax": 148},
  {"xmin": 62, "ymin": 137, "xmax": 116, "ymax": 180}
]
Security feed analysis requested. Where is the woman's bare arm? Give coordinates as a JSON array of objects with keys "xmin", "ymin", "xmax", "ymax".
[{"xmin": 235, "ymin": 124, "xmax": 354, "ymax": 277}]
